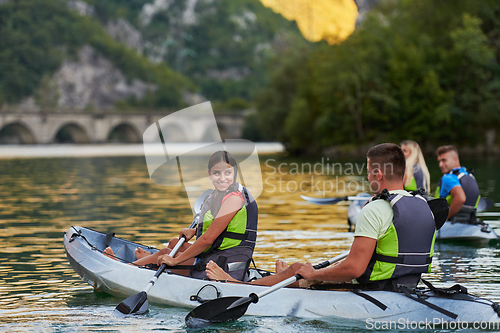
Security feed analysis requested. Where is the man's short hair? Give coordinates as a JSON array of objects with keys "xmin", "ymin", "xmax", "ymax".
[
  {"xmin": 436, "ymin": 145, "xmax": 458, "ymax": 157},
  {"xmin": 366, "ymin": 143, "xmax": 405, "ymax": 181}
]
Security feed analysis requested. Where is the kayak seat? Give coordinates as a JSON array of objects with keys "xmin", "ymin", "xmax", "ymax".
[{"xmin": 246, "ymin": 268, "xmax": 273, "ymax": 282}]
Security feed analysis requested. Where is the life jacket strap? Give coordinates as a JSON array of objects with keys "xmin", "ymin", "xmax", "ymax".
[
  {"xmin": 372, "ymin": 253, "xmax": 432, "ymax": 265},
  {"xmin": 397, "ymin": 284, "xmax": 458, "ymax": 319},
  {"xmin": 218, "ymin": 230, "xmax": 247, "ymax": 241},
  {"xmin": 420, "ymin": 278, "xmax": 468, "ymax": 295},
  {"xmin": 351, "ymin": 289, "xmax": 387, "ymax": 310},
  {"xmin": 370, "ymin": 188, "xmax": 391, "ymax": 202}
]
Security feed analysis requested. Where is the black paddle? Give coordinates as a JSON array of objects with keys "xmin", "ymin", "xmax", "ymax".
[
  {"xmin": 300, "ymin": 194, "xmax": 370, "ymax": 205},
  {"xmin": 113, "ymin": 189, "xmax": 212, "ymax": 316},
  {"xmin": 185, "ymin": 251, "xmax": 350, "ymax": 328},
  {"xmin": 427, "ymin": 198, "xmax": 449, "ymax": 230}
]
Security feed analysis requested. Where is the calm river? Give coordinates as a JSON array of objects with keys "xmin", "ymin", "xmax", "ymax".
[{"xmin": 1, "ymin": 149, "xmax": 500, "ymax": 332}]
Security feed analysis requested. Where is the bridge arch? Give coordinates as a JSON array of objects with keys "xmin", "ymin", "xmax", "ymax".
[
  {"xmin": 107, "ymin": 123, "xmax": 141, "ymax": 143},
  {"xmin": 0, "ymin": 122, "xmax": 36, "ymax": 144},
  {"xmin": 54, "ymin": 123, "xmax": 90, "ymax": 144}
]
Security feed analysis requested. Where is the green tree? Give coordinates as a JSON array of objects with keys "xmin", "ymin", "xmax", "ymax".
[{"xmin": 255, "ymin": 0, "xmax": 500, "ymax": 153}]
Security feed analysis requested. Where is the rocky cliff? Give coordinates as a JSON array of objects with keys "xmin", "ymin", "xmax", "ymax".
[{"xmin": 0, "ymin": 0, "xmax": 309, "ymax": 112}]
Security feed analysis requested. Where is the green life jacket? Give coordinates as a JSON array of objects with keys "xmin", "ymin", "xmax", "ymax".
[
  {"xmin": 201, "ymin": 206, "xmax": 248, "ymax": 251},
  {"xmin": 404, "ymin": 176, "xmax": 417, "ymax": 192},
  {"xmin": 404, "ymin": 165, "xmax": 425, "ymax": 194},
  {"xmin": 189, "ymin": 184, "xmax": 258, "ymax": 281},
  {"xmin": 197, "ymin": 184, "xmax": 257, "ymax": 253}
]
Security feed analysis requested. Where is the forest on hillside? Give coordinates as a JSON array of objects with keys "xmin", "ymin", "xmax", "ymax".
[{"xmin": 0, "ymin": 0, "xmax": 307, "ymax": 111}]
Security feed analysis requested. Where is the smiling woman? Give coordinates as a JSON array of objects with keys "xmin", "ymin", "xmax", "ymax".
[{"xmin": 103, "ymin": 150, "xmax": 259, "ymax": 282}]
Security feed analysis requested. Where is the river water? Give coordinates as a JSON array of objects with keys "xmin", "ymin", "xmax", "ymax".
[{"xmin": 1, "ymin": 148, "xmax": 500, "ymax": 332}]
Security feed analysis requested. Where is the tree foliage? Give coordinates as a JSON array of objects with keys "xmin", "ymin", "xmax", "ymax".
[
  {"xmin": 0, "ymin": 0, "xmax": 191, "ymax": 108},
  {"xmin": 86, "ymin": 0, "xmax": 308, "ymax": 106},
  {"xmin": 255, "ymin": 0, "xmax": 500, "ymax": 152}
]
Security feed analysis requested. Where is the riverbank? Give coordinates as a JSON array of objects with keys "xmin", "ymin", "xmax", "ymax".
[{"xmin": 0, "ymin": 142, "xmax": 285, "ymax": 159}]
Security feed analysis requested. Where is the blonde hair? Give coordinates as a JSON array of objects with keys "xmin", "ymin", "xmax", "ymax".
[{"xmin": 401, "ymin": 140, "xmax": 431, "ymax": 193}]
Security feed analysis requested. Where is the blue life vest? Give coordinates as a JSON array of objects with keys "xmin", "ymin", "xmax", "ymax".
[{"xmin": 435, "ymin": 168, "xmax": 480, "ymax": 223}]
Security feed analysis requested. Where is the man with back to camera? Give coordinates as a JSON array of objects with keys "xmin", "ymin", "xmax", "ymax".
[
  {"xmin": 435, "ymin": 145, "xmax": 480, "ymax": 223},
  {"xmin": 296, "ymin": 143, "xmax": 436, "ymax": 289}
]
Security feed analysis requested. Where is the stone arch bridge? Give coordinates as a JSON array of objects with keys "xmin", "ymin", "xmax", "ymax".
[{"xmin": 0, "ymin": 111, "xmax": 245, "ymax": 144}]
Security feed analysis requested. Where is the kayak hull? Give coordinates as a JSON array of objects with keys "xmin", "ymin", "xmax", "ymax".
[{"xmin": 64, "ymin": 226, "xmax": 500, "ymax": 322}]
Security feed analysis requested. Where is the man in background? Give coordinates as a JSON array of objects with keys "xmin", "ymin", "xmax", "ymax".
[{"xmin": 435, "ymin": 145, "xmax": 480, "ymax": 223}]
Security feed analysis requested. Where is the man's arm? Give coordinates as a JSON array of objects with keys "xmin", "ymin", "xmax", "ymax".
[
  {"xmin": 448, "ymin": 185, "xmax": 466, "ymax": 219},
  {"xmin": 296, "ymin": 236, "xmax": 377, "ymax": 283}
]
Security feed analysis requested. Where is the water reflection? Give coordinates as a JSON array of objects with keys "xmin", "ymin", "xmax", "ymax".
[{"xmin": 0, "ymin": 154, "xmax": 500, "ymax": 331}]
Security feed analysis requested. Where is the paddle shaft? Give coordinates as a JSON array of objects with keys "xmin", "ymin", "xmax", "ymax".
[
  {"xmin": 301, "ymin": 194, "xmax": 370, "ymax": 205},
  {"xmin": 347, "ymin": 196, "xmax": 371, "ymax": 201},
  {"xmin": 255, "ymin": 251, "xmax": 349, "ymax": 299},
  {"xmin": 143, "ymin": 216, "xmax": 199, "ymax": 293}
]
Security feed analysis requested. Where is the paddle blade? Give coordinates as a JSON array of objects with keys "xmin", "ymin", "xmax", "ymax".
[
  {"xmin": 428, "ymin": 198, "xmax": 449, "ymax": 230},
  {"xmin": 113, "ymin": 291, "xmax": 149, "ymax": 316},
  {"xmin": 185, "ymin": 296, "xmax": 251, "ymax": 328},
  {"xmin": 477, "ymin": 197, "xmax": 493, "ymax": 212}
]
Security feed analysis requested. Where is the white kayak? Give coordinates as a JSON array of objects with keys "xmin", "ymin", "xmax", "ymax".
[
  {"xmin": 304, "ymin": 193, "xmax": 498, "ymax": 242},
  {"xmin": 346, "ymin": 194, "xmax": 498, "ymax": 242},
  {"xmin": 64, "ymin": 226, "xmax": 500, "ymax": 323}
]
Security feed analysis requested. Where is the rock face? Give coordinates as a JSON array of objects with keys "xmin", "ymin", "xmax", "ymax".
[
  {"xmin": 106, "ymin": 19, "xmax": 144, "ymax": 56},
  {"xmin": 67, "ymin": 0, "xmax": 94, "ymax": 16},
  {"xmin": 354, "ymin": 0, "xmax": 378, "ymax": 24},
  {"xmin": 53, "ymin": 45, "xmax": 155, "ymax": 110}
]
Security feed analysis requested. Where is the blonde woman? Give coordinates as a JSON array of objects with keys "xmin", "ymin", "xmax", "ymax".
[{"xmin": 400, "ymin": 140, "xmax": 431, "ymax": 194}]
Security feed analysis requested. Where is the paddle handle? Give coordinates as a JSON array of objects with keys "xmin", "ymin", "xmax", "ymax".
[
  {"xmin": 256, "ymin": 251, "xmax": 350, "ymax": 299},
  {"xmin": 168, "ymin": 214, "xmax": 200, "ymax": 256}
]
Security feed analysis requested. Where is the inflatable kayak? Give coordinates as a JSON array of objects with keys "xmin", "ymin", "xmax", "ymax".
[{"xmin": 64, "ymin": 226, "xmax": 500, "ymax": 323}]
